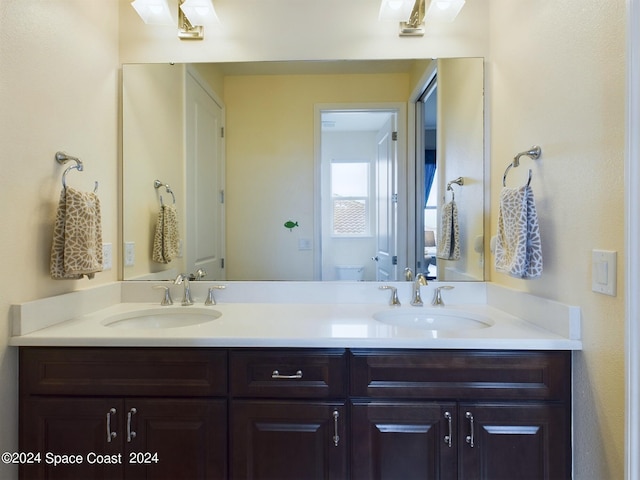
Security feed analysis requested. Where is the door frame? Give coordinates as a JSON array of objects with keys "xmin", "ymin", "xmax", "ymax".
[{"xmin": 314, "ymin": 103, "xmax": 407, "ymax": 281}]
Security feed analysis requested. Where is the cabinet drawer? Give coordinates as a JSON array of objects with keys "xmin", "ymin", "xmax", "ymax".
[
  {"xmin": 350, "ymin": 350, "xmax": 571, "ymax": 401},
  {"xmin": 19, "ymin": 347, "xmax": 227, "ymax": 397},
  {"xmin": 230, "ymin": 349, "xmax": 347, "ymax": 398}
]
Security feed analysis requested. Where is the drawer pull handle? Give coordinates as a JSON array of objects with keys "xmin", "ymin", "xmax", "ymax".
[
  {"xmin": 465, "ymin": 411, "xmax": 475, "ymax": 448},
  {"xmin": 127, "ymin": 407, "xmax": 137, "ymax": 443},
  {"xmin": 271, "ymin": 369, "xmax": 303, "ymax": 379},
  {"xmin": 444, "ymin": 411, "xmax": 453, "ymax": 447},
  {"xmin": 106, "ymin": 408, "xmax": 117, "ymax": 443},
  {"xmin": 332, "ymin": 410, "xmax": 340, "ymax": 447}
]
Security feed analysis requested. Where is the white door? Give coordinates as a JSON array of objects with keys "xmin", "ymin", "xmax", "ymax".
[
  {"xmin": 185, "ymin": 70, "xmax": 225, "ymax": 279},
  {"xmin": 374, "ymin": 115, "xmax": 397, "ymax": 281}
]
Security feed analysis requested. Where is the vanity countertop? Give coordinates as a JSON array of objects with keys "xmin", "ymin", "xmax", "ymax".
[{"xmin": 9, "ymin": 298, "xmax": 581, "ymax": 350}]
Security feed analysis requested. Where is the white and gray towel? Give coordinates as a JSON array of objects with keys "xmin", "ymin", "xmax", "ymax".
[
  {"xmin": 495, "ymin": 184, "xmax": 543, "ymax": 278},
  {"xmin": 437, "ymin": 200, "xmax": 460, "ymax": 261}
]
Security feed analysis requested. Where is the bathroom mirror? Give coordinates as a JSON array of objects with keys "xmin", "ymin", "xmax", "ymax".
[{"xmin": 122, "ymin": 58, "xmax": 484, "ymax": 282}]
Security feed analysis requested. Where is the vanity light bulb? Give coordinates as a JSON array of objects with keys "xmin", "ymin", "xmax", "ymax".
[
  {"xmin": 131, "ymin": 0, "xmax": 173, "ymax": 25},
  {"xmin": 180, "ymin": 0, "xmax": 220, "ymax": 25},
  {"xmin": 426, "ymin": 0, "xmax": 465, "ymax": 21},
  {"xmin": 378, "ymin": 0, "xmax": 414, "ymax": 20}
]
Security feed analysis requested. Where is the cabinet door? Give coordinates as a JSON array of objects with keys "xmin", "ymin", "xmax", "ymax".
[
  {"xmin": 231, "ymin": 400, "xmax": 347, "ymax": 479},
  {"xmin": 351, "ymin": 401, "xmax": 457, "ymax": 480},
  {"xmin": 20, "ymin": 397, "xmax": 124, "ymax": 480},
  {"xmin": 124, "ymin": 398, "xmax": 227, "ymax": 480},
  {"xmin": 458, "ymin": 403, "xmax": 570, "ymax": 480}
]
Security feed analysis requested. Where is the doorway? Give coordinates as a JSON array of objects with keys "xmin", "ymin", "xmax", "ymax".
[{"xmin": 316, "ymin": 106, "xmax": 403, "ymax": 281}]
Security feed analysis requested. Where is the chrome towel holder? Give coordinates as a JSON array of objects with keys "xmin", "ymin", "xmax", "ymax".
[
  {"xmin": 56, "ymin": 151, "xmax": 98, "ymax": 192},
  {"xmin": 154, "ymin": 179, "xmax": 176, "ymax": 205},
  {"xmin": 502, "ymin": 145, "xmax": 542, "ymax": 187},
  {"xmin": 446, "ymin": 176, "xmax": 464, "ymax": 201}
]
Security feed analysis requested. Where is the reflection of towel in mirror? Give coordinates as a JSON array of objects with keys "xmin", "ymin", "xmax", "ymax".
[
  {"xmin": 436, "ymin": 200, "xmax": 460, "ymax": 260},
  {"xmin": 152, "ymin": 204, "xmax": 179, "ymax": 264},
  {"xmin": 50, "ymin": 187, "xmax": 103, "ymax": 279},
  {"xmin": 495, "ymin": 184, "xmax": 543, "ymax": 278}
]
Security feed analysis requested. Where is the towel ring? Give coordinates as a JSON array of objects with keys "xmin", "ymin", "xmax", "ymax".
[
  {"xmin": 154, "ymin": 179, "xmax": 176, "ymax": 205},
  {"xmin": 502, "ymin": 146, "xmax": 541, "ymax": 187},
  {"xmin": 446, "ymin": 177, "xmax": 464, "ymax": 201},
  {"xmin": 56, "ymin": 151, "xmax": 98, "ymax": 192}
]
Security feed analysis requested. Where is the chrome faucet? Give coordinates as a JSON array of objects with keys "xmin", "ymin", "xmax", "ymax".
[
  {"xmin": 410, "ymin": 273, "xmax": 428, "ymax": 306},
  {"xmin": 174, "ymin": 274, "xmax": 194, "ymax": 306},
  {"xmin": 379, "ymin": 285, "xmax": 401, "ymax": 306},
  {"xmin": 193, "ymin": 268, "xmax": 207, "ymax": 280},
  {"xmin": 205, "ymin": 285, "xmax": 226, "ymax": 306},
  {"xmin": 432, "ymin": 286, "xmax": 454, "ymax": 306}
]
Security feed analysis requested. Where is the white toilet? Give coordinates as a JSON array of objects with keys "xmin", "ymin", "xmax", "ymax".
[{"xmin": 335, "ymin": 265, "xmax": 365, "ymax": 281}]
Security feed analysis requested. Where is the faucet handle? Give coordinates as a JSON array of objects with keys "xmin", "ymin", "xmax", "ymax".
[
  {"xmin": 432, "ymin": 285, "xmax": 455, "ymax": 306},
  {"xmin": 205, "ymin": 285, "xmax": 226, "ymax": 306},
  {"xmin": 153, "ymin": 285, "xmax": 173, "ymax": 306},
  {"xmin": 379, "ymin": 286, "xmax": 401, "ymax": 306},
  {"xmin": 404, "ymin": 268, "xmax": 414, "ymax": 281}
]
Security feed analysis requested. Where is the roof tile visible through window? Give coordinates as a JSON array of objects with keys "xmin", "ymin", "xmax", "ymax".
[{"xmin": 333, "ymin": 199, "xmax": 366, "ymax": 235}]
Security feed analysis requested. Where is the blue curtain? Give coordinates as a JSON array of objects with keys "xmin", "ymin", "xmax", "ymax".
[{"xmin": 424, "ymin": 149, "xmax": 437, "ymax": 206}]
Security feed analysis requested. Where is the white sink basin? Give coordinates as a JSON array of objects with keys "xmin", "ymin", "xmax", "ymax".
[
  {"xmin": 102, "ymin": 307, "xmax": 222, "ymax": 329},
  {"xmin": 373, "ymin": 308, "xmax": 493, "ymax": 331}
]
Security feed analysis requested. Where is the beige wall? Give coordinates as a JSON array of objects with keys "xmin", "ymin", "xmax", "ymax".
[
  {"xmin": 0, "ymin": 1, "xmax": 627, "ymax": 479},
  {"xmin": 489, "ymin": 0, "xmax": 626, "ymax": 478},
  {"xmin": 0, "ymin": 1, "xmax": 120, "ymax": 478}
]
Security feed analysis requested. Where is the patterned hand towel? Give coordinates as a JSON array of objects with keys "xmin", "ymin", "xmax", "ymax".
[
  {"xmin": 152, "ymin": 204, "xmax": 179, "ymax": 263},
  {"xmin": 436, "ymin": 200, "xmax": 460, "ymax": 260},
  {"xmin": 495, "ymin": 184, "xmax": 543, "ymax": 278},
  {"xmin": 50, "ymin": 187, "xmax": 103, "ymax": 279}
]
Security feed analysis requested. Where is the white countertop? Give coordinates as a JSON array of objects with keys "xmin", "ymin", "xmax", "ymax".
[{"xmin": 9, "ymin": 282, "xmax": 582, "ymax": 350}]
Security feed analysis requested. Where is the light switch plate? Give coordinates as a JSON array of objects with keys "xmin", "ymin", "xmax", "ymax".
[
  {"xmin": 124, "ymin": 241, "xmax": 135, "ymax": 267},
  {"xmin": 102, "ymin": 243, "xmax": 112, "ymax": 270},
  {"xmin": 592, "ymin": 249, "xmax": 617, "ymax": 296}
]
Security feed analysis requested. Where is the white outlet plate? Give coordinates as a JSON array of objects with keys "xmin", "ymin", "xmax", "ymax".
[
  {"xmin": 124, "ymin": 241, "xmax": 135, "ymax": 267},
  {"xmin": 298, "ymin": 238, "xmax": 312, "ymax": 251},
  {"xmin": 102, "ymin": 243, "xmax": 112, "ymax": 270},
  {"xmin": 592, "ymin": 249, "xmax": 617, "ymax": 296}
]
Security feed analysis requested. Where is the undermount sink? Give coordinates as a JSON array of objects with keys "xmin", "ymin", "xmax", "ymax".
[
  {"xmin": 373, "ymin": 308, "xmax": 493, "ymax": 331},
  {"xmin": 102, "ymin": 307, "xmax": 222, "ymax": 329}
]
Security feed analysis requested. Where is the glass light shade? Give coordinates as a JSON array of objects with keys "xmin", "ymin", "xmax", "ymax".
[
  {"xmin": 131, "ymin": 0, "xmax": 174, "ymax": 25},
  {"xmin": 425, "ymin": 0, "xmax": 465, "ymax": 22},
  {"xmin": 180, "ymin": 0, "xmax": 220, "ymax": 25},
  {"xmin": 378, "ymin": 0, "xmax": 415, "ymax": 21}
]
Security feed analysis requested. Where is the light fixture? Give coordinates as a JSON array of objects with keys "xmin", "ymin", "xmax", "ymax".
[
  {"xmin": 425, "ymin": 0, "xmax": 465, "ymax": 22},
  {"xmin": 378, "ymin": 0, "xmax": 415, "ymax": 21},
  {"xmin": 380, "ymin": 0, "xmax": 465, "ymax": 36},
  {"xmin": 179, "ymin": 0, "xmax": 219, "ymax": 39},
  {"xmin": 131, "ymin": 0, "xmax": 173, "ymax": 25},
  {"xmin": 131, "ymin": 0, "xmax": 219, "ymax": 40},
  {"xmin": 399, "ymin": 0, "xmax": 426, "ymax": 36}
]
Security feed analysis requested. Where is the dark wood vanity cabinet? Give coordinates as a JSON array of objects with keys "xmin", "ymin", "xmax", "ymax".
[
  {"xmin": 19, "ymin": 347, "xmax": 571, "ymax": 480},
  {"xmin": 349, "ymin": 349, "xmax": 572, "ymax": 480},
  {"xmin": 18, "ymin": 348, "xmax": 228, "ymax": 480},
  {"xmin": 229, "ymin": 349, "xmax": 348, "ymax": 479}
]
